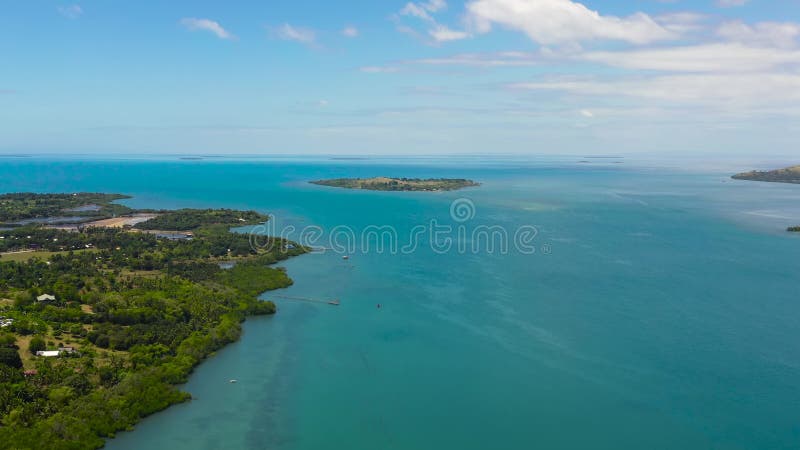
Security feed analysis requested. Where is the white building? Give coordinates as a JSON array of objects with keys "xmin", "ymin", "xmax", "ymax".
[{"xmin": 36, "ymin": 294, "xmax": 56, "ymax": 303}]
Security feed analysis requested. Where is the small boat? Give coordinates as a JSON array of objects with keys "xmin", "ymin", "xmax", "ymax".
[
  {"xmin": 328, "ymin": 299, "xmax": 340, "ymax": 306},
  {"xmin": 229, "ymin": 379, "xmax": 238, "ymax": 384},
  {"xmin": 342, "ymin": 255, "xmax": 349, "ymax": 260}
]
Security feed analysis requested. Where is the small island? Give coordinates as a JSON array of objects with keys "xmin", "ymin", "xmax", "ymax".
[
  {"xmin": 310, "ymin": 177, "xmax": 480, "ymax": 191},
  {"xmin": 788, "ymin": 226, "xmax": 800, "ymax": 232},
  {"xmin": 732, "ymin": 165, "xmax": 800, "ymax": 184}
]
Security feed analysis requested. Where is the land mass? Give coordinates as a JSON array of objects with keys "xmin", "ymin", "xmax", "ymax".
[
  {"xmin": 731, "ymin": 166, "xmax": 800, "ymax": 232},
  {"xmin": 732, "ymin": 165, "xmax": 800, "ymax": 184},
  {"xmin": 0, "ymin": 193, "xmax": 132, "ymax": 225},
  {"xmin": 310, "ymin": 177, "xmax": 480, "ymax": 191},
  {"xmin": 0, "ymin": 194, "xmax": 305, "ymax": 449}
]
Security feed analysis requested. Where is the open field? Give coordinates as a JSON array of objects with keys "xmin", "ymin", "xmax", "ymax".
[
  {"xmin": 84, "ymin": 213, "xmax": 158, "ymax": 228},
  {"xmin": 15, "ymin": 335, "xmax": 34, "ymax": 369},
  {"xmin": 14, "ymin": 329, "xmax": 94, "ymax": 370},
  {"xmin": 0, "ymin": 248, "xmax": 98, "ymax": 263}
]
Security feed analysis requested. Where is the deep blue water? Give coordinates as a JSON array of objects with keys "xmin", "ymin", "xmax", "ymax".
[{"xmin": 2, "ymin": 157, "xmax": 799, "ymax": 449}]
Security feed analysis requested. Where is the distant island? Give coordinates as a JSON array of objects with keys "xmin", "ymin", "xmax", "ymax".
[
  {"xmin": 732, "ymin": 166, "xmax": 800, "ymax": 232},
  {"xmin": 310, "ymin": 177, "xmax": 480, "ymax": 191},
  {"xmin": 732, "ymin": 165, "xmax": 800, "ymax": 184}
]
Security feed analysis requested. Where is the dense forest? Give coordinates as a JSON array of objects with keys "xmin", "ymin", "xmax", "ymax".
[
  {"xmin": 133, "ymin": 209, "xmax": 268, "ymax": 231},
  {"xmin": 0, "ymin": 198, "xmax": 305, "ymax": 449}
]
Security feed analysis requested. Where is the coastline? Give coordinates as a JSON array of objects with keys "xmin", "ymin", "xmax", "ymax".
[
  {"xmin": 103, "ymin": 289, "xmax": 304, "ymax": 449},
  {"xmin": 0, "ymin": 197, "xmax": 307, "ymax": 449}
]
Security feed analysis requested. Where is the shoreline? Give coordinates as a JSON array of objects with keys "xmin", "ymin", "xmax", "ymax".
[{"xmin": 0, "ymin": 196, "xmax": 307, "ymax": 448}]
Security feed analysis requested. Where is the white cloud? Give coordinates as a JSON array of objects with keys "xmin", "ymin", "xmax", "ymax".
[
  {"xmin": 716, "ymin": 0, "xmax": 748, "ymax": 7},
  {"xmin": 510, "ymin": 73, "xmax": 800, "ymax": 106},
  {"xmin": 401, "ymin": 0, "xmax": 448, "ymax": 19},
  {"xmin": 274, "ymin": 23, "xmax": 316, "ymax": 44},
  {"xmin": 58, "ymin": 5, "xmax": 83, "ymax": 19},
  {"xmin": 398, "ymin": 0, "xmax": 469, "ymax": 44},
  {"xmin": 376, "ymin": 0, "xmax": 800, "ymax": 122},
  {"xmin": 464, "ymin": 0, "xmax": 678, "ymax": 45},
  {"xmin": 579, "ymin": 43, "xmax": 800, "ymax": 73},
  {"xmin": 716, "ymin": 21, "xmax": 800, "ymax": 48},
  {"xmin": 429, "ymin": 25, "xmax": 470, "ymax": 42},
  {"xmin": 360, "ymin": 66, "xmax": 400, "ymax": 73},
  {"xmin": 424, "ymin": 0, "xmax": 448, "ymax": 12},
  {"xmin": 655, "ymin": 12, "xmax": 708, "ymax": 35},
  {"xmin": 411, "ymin": 51, "xmax": 540, "ymax": 67},
  {"xmin": 401, "ymin": 3, "xmax": 435, "ymax": 22},
  {"xmin": 394, "ymin": 39, "xmax": 800, "ymax": 74},
  {"xmin": 180, "ymin": 18, "xmax": 235, "ymax": 40},
  {"xmin": 342, "ymin": 26, "xmax": 359, "ymax": 38},
  {"xmin": 357, "ymin": 51, "xmax": 544, "ymax": 74}
]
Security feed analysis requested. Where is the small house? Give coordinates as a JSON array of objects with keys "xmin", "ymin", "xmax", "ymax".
[{"xmin": 36, "ymin": 350, "xmax": 61, "ymax": 357}]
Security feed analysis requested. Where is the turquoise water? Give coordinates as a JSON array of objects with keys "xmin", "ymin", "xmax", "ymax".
[{"xmin": 2, "ymin": 157, "xmax": 800, "ymax": 449}]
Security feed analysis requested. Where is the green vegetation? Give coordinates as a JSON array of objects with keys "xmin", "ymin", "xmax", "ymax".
[
  {"xmin": 28, "ymin": 337, "xmax": 45, "ymax": 355},
  {"xmin": 0, "ymin": 193, "xmax": 131, "ymax": 223},
  {"xmin": 788, "ymin": 226, "xmax": 800, "ymax": 232},
  {"xmin": 134, "ymin": 209, "xmax": 268, "ymax": 231},
  {"xmin": 0, "ymin": 348, "xmax": 22, "ymax": 369},
  {"xmin": 0, "ymin": 250, "xmax": 98, "ymax": 264},
  {"xmin": 0, "ymin": 194, "xmax": 305, "ymax": 449},
  {"xmin": 732, "ymin": 165, "xmax": 800, "ymax": 184},
  {"xmin": 310, "ymin": 177, "xmax": 480, "ymax": 191}
]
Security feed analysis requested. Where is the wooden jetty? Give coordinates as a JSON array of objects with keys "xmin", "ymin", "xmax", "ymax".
[{"xmin": 269, "ymin": 294, "xmax": 340, "ymax": 306}]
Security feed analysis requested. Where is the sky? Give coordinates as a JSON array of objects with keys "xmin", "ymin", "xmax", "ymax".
[{"xmin": 1, "ymin": 0, "xmax": 800, "ymax": 156}]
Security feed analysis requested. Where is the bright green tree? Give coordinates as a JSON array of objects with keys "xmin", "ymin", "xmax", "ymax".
[{"xmin": 28, "ymin": 336, "xmax": 46, "ymax": 354}]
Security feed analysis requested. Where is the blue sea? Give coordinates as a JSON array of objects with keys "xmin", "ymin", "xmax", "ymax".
[{"xmin": 2, "ymin": 156, "xmax": 799, "ymax": 450}]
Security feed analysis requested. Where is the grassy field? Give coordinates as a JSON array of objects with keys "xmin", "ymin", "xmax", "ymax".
[
  {"xmin": 14, "ymin": 328, "xmax": 97, "ymax": 370},
  {"xmin": 0, "ymin": 248, "xmax": 98, "ymax": 263},
  {"xmin": 15, "ymin": 335, "xmax": 35, "ymax": 369}
]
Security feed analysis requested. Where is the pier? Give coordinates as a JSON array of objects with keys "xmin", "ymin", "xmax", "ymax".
[{"xmin": 269, "ymin": 294, "xmax": 340, "ymax": 306}]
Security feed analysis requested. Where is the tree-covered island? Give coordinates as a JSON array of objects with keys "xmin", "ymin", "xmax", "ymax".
[
  {"xmin": 0, "ymin": 194, "xmax": 306, "ymax": 449},
  {"xmin": 731, "ymin": 166, "xmax": 800, "ymax": 232},
  {"xmin": 732, "ymin": 165, "xmax": 800, "ymax": 184},
  {"xmin": 310, "ymin": 177, "xmax": 480, "ymax": 191}
]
